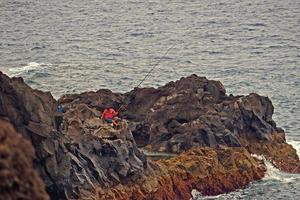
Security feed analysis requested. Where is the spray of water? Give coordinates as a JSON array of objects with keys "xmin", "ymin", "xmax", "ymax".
[
  {"xmin": 191, "ymin": 153, "xmax": 300, "ymax": 200},
  {"xmin": 8, "ymin": 62, "xmax": 52, "ymax": 76},
  {"xmin": 251, "ymin": 154, "xmax": 297, "ymax": 183}
]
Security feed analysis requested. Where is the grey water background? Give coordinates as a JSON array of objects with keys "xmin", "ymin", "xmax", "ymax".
[{"xmin": 0, "ymin": 0, "xmax": 299, "ymax": 199}]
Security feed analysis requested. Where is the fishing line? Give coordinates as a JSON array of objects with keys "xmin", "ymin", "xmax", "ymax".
[
  {"xmin": 134, "ymin": 43, "xmax": 177, "ymax": 88},
  {"xmin": 117, "ymin": 43, "xmax": 177, "ymax": 112}
]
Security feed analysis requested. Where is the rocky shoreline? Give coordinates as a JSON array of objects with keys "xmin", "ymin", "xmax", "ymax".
[{"xmin": 0, "ymin": 71, "xmax": 299, "ymax": 199}]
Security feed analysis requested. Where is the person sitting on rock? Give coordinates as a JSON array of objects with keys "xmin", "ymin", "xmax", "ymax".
[{"xmin": 101, "ymin": 107, "xmax": 119, "ymax": 127}]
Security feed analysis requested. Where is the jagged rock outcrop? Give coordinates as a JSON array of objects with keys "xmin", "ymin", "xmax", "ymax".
[
  {"xmin": 1, "ymin": 71, "xmax": 299, "ymax": 200},
  {"xmin": 0, "ymin": 71, "xmax": 148, "ymax": 199},
  {"xmin": 59, "ymin": 89, "xmax": 124, "ymax": 112},
  {"xmin": 0, "ymin": 71, "xmax": 57, "ymax": 139},
  {"xmin": 123, "ymin": 75, "xmax": 277, "ymax": 150},
  {"xmin": 123, "ymin": 76, "xmax": 299, "ymax": 173},
  {"xmin": 0, "ymin": 119, "xmax": 49, "ymax": 200},
  {"xmin": 40, "ymin": 122, "xmax": 147, "ymax": 199},
  {"xmin": 60, "ymin": 74, "xmax": 300, "ymax": 173},
  {"xmin": 94, "ymin": 147, "xmax": 265, "ymax": 200}
]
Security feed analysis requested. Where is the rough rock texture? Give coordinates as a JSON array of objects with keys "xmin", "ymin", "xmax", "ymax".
[
  {"xmin": 123, "ymin": 76, "xmax": 299, "ymax": 173},
  {"xmin": 241, "ymin": 133, "xmax": 300, "ymax": 173},
  {"xmin": 0, "ymin": 71, "xmax": 148, "ymax": 199},
  {"xmin": 0, "ymin": 71, "xmax": 57, "ymax": 139},
  {"xmin": 59, "ymin": 89, "xmax": 124, "ymax": 112},
  {"xmin": 60, "ymin": 74, "xmax": 300, "ymax": 173},
  {"xmin": 94, "ymin": 147, "xmax": 265, "ymax": 200},
  {"xmin": 40, "ymin": 122, "xmax": 147, "ymax": 199},
  {"xmin": 123, "ymin": 76, "xmax": 276, "ymax": 151},
  {"xmin": 0, "ymin": 120, "xmax": 49, "ymax": 200},
  {"xmin": 1, "ymin": 71, "xmax": 299, "ymax": 200}
]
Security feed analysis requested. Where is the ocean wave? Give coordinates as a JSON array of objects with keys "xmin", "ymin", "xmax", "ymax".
[
  {"xmin": 192, "ymin": 154, "xmax": 300, "ymax": 200},
  {"xmin": 252, "ymin": 154, "xmax": 298, "ymax": 183},
  {"xmin": 8, "ymin": 62, "xmax": 52, "ymax": 77},
  {"xmin": 190, "ymin": 188, "xmax": 245, "ymax": 200},
  {"xmin": 287, "ymin": 140, "xmax": 300, "ymax": 157}
]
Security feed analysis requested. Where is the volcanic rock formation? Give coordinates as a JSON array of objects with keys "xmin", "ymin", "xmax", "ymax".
[
  {"xmin": 1, "ymin": 71, "xmax": 299, "ymax": 200},
  {"xmin": 94, "ymin": 147, "xmax": 265, "ymax": 200},
  {"xmin": 60, "ymin": 74, "xmax": 299, "ymax": 173},
  {"xmin": 0, "ymin": 71, "xmax": 147, "ymax": 199}
]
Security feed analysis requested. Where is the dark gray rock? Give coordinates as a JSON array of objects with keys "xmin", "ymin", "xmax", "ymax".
[
  {"xmin": 0, "ymin": 71, "xmax": 148, "ymax": 199},
  {"xmin": 0, "ymin": 71, "xmax": 286, "ymax": 199},
  {"xmin": 58, "ymin": 74, "xmax": 282, "ymax": 153}
]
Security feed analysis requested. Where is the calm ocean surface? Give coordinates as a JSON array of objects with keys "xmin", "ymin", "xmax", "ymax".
[{"xmin": 0, "ymin": 0, "xmax": 299, "ymax": 199}]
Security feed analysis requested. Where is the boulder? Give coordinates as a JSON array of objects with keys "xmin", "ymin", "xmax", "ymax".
[{"xmin": 40, "ymin": 128, "xmax": 147, "ymax": 199}]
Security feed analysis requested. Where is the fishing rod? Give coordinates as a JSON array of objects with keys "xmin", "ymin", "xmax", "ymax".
[{"xmin": 117, "ymin": 44, "xmax": 176, "ymax": 113}]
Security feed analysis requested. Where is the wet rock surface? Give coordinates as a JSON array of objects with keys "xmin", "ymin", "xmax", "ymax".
[
  {"xmin": 1, "ymin": 71, "xmax": 299, "ymax": 200},
  {"xmin": 95, "ymin": 147, "xmax": 266, "ymax": 200}
]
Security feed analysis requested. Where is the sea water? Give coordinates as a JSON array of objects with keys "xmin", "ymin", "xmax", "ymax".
[{"xmin": 0, "ymin": 0, "xmax": 299, "ymax": 199}]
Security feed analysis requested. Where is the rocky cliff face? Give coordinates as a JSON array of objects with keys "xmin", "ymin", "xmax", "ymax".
[
  {"xmin": 1, "ymin": 71, "xmax": 299, "ymax": 200},
  {"xmin": 94, "ymin": 147, "xmax": 265, "ymax": 200},
  {"xmin": 124, "ymin": 75, "xmax": 299, "ymax": 173},
  {"xmin": 0, "ymin": 120, "xmax": 49, "ymax": 200},
  {"xmin": 0, "ymin": 71, "xmax": 57, "ymax": 139},
  {"xmin": 60, "ymin": 74, "xmax": 299, "ymax": 173},
  {"xmin": 0, "ymin": 71, "xmax": 148, "ymax": 199},
  {"xmin": 124, "ymin": 76, "xmax": 277, "ymax": 149}
]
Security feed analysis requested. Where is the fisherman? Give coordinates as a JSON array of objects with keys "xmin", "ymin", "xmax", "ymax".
[
  {"xmin": 54, "ymin": 104, "xmax": 64, "ymax": 131},
  {"xmin": 57, "ymin": 104, "xmax": 64, "ymax": 113},
  {"xmin": 101, "ymin": 107, "xmax": 119, "ymax": 127}
]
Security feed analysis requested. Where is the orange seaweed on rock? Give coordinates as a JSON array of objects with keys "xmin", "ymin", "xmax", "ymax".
[
  {"xmin": 240, "ymin": 132, "xmax": 300, "ymax": 173},
  {"xmin": 93, "ymin": 147, "xmax": 266, "ymax": 200}
]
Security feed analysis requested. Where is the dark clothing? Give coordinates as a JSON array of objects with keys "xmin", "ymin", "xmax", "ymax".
[
  {"xmin": 54, "ymin": 114, "xmax": 63, "ymax": 131},
  {"xmin": 57, "ymin": 105, "xmax": 64, "ymax": 113},
  {"xmin": 105, "ymin": 118, "xmax": 113, "ymax": 123}
]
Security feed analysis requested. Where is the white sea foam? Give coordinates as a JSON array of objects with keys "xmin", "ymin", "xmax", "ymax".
[
  {"xmin": 191, "ymin": 154, "xmax": 300, "ymax": 199},
  {"xmin": 287, "ymin": 140, "xmax": 300, "ymax": 157},
  {"xmin": 190, "ymin": 188, "xmax": 244, "ymax": 200},
  {"xmin": 251, "ymin": 154, "xmax": 297, "ymax": 183},
  {"xmin": 8, "ymin": 62, "xmax": 51, "ymax": 76},
  {"xmin": 190, "ymin": 189, "xmax": 202, "ymax": 200}
]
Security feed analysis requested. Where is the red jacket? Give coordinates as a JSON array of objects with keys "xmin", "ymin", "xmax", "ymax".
[{"xmin": 102, "ymin": 108, "xmax": 118, "ymax": 119}]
